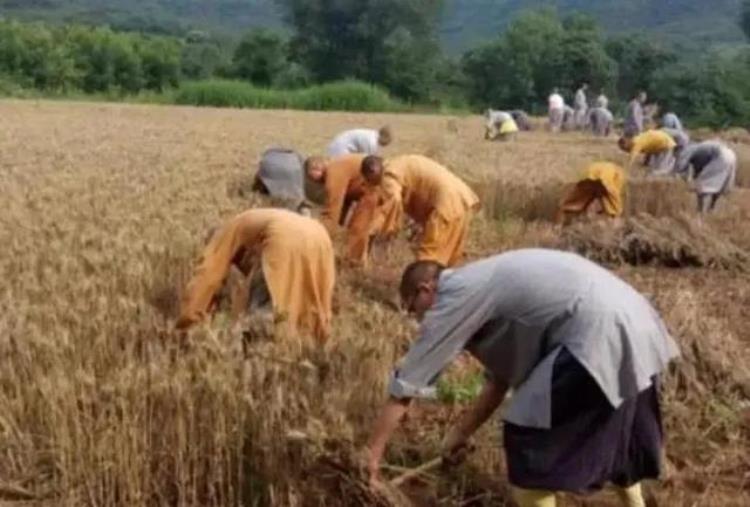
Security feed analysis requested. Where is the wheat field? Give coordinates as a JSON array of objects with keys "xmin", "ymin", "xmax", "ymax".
[{"xmin": 1, "ymin": 100, "xmax": 749, "ymax": 506}]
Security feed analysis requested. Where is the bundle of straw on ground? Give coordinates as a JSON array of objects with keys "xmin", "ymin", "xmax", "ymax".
[{"xmin": 0, "ymin": 101, "xmax": 748, "ymax": 506}]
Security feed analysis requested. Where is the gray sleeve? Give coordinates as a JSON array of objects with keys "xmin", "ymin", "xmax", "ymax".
[{"xmin": 388, "ymin": 284, "xmax": 490, "ymax": 399}]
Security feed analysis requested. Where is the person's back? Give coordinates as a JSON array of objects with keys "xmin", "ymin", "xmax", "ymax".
[
  {"xmin": 328, "ymin": 128, "xmax": 379, "ymax": 157},
  {"xmin": 386, "ymin": 155, "xmax": 479, "ymax": 221},
  {"xmin": 589, "ymin": 107, "xmax": 613, "ymax": 136},
  {"xmin": 549, "ymin": 93, "xmax": 564, "ymax": 111},
  {"xmin": 662, "ymin": 112, "xmax": 683, "ymax": 131},
  {"xmin": 256, "ymin": 148, "xmax": 306, "ymax": 206}
]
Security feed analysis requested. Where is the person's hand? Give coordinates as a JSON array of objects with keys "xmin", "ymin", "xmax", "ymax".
[{"xmin": 441, "ymin": 426, "xmax": 470, "ymax": 467}]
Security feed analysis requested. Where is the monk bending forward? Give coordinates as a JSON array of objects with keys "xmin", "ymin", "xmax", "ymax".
[
  {"xmin": 176, "ymin": 208, "xmax": 335, "ymax": 343},
  {"xmin": 557, "ymin": 162, "xmax": 625, "ymax": 223},
  {"xmin": 305, "ymin": 154, "xmax": 382, "ymax": 266},
  {"xmin": 361, "ymin": 155, "xmax": 480, "ymax": 267}
]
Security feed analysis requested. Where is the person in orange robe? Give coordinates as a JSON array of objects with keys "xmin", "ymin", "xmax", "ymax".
[
  {"xmin": 361, "ymin": 155, "xmax": 480, "ymax": 267},
  {"xmin": 619, "ymin": 129, "xmax": 677, "ymax": 173},
  {"xmin": 176, "ymin": 208, "xmax": 335, "ymax": 343},
  {"xmin": 557, "ymin": 162, "xmax": 626, "ymax": 224},
  {"xmin": 304, "ymin": 154, "xmax": 382, "ymax": 266}
]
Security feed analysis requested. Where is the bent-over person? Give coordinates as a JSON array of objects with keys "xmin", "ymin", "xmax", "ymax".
[
  {"xmin": 176, "ymin": 208, "xmax": 335, "ymax": 343},
  {"xmin": 485, "ymin": 110, "xmax": 519, "ymax": 141},
  {"xmin": 619, "ymin": 130, "xmax": 677, "ymax": 173},
  {"xmin": 589, "ymin": 106, "xmax": 613, "ymax": 137},
  {"xmin": 327, "ymin": 126, "xmax": 392, "ymax": 157},
  {"xmin": 361, "ymin": 155, "xmax": 480, "ymax": 267},
  {"xmin": 557, "ymin": 162, "xmax": 625, "ymax": 224},
  {"xmin": 675, "ymin": 140, "xmax": 737, "ymax": 213},
  {"xmin": 253, "ymin": 148, "xmax": 306, "ymax": 209},
  {"xmin": 305, "ymin": 154, "xmax": 381, "ymax": 266},
  {"xmin": 365, "ymin": 249, "xmax": 679, "ymax": 507}
]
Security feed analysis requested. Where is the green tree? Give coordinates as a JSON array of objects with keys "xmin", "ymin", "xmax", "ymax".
[
  {"xmin": 606, "ymin": 35, "xmax": 675, "ymax": 100},
  {"xmin": 276, "ymin": 0, "xmax": 443, "ymax": 100},
  {"xmin": 741, "ymin": 0, "xmax": 750, "ymax": 40},
  {"xmin": 181, "ymin": 31, "xmax": 229, "ymax": 80},
  {"xmin": 230, "ymin": 29, "xmax": 288, "ymax": 87}
]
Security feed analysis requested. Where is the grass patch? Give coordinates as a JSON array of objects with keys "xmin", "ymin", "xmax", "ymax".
[{"xmin": 173, "ymin": 79, "xmax": 405, "ymax": 112}]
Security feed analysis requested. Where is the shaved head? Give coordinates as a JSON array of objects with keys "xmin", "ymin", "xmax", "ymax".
[
  {"xmin": 378, "ymin": 126, "xmax": 393, "ymax": 147},
  {"xmin": 399, "ymin": 261, "xmax": 444, "ymax": 317},
  {"xmin": 361, "ymin": 155, "xmax": 385, "ymax": 185},
  {"xmin": 304, "ymin": 156, "xmax": 327, "ymax": 182}
]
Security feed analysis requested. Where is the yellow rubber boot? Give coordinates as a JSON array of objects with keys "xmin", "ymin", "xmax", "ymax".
[
  {"xmin": 511, "ymin": 487, "xmax": 557, "ymax": 507},
  {"xmin": 616, "ymin": 483, "xmax": 646, "ymax": 507}
]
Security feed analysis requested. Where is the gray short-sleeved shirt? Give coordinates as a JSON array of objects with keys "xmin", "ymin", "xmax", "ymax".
[{"xmin": 389, "ymin": 249, "xmax": 680, "ymax": 429}]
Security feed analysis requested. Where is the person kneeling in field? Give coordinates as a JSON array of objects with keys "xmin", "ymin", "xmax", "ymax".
[
  {"xmin": 365, "ymin": 249, "xmax": 680, "ymax": 507},
  {"xmin": 618, "ymin": 129, "xmax": 677, "ymax": 173},
  {"xmin": 485, "ymin": 110, "xmax": 520, "ymax": 141},
  {"xmin": 327, "ymin": 126, "xmax": 393, "ymax": 157},
  {"xmin": 253, "ymin": 148, "xmax": 307, "ymax": 211},
  {"xmin": 305, "ymin": 154, "xmax": 383, "ymax": 266},
  {"xmin": 557, "ymin": 162, "xmax": 625, "ymax": 224},
  {"xmin": 361, "ymin": 154, "xmax": 480, "ymax": 268},
  {"xmin": 674, "ymin": 140, "xmax": 737, "ymax": 213},
  {"xmin": 176, "ymin": 208, "xmax": 335, "ymax": 344}
]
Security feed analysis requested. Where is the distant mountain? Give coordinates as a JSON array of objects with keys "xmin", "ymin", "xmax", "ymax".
[{"xmin": 0, "ymin": 0, "xmax": 745, "ymax": 51}]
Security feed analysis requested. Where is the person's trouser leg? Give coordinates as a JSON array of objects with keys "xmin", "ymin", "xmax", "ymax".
[
  {"xmin": 511, "ymin": 487, "xmax": 556, "ymax": 507},
  {"xmin": 616, "ymin": 483, "xmax": 646, "ymax": 507},
  {"xmin": 697, "ymin": 193, "xmax": 713, "ymax": 213},
  {"xmin": 346, "ymin": 191, "xmax": 380, "ymax": 266}
]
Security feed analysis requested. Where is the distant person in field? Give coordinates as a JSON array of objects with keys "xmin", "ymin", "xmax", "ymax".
[
  {"xmin": 574, "ymin": 83, "xmax": 589, "ymax": 129},
  {"xmin": 365, "ymin": 249, "xmax": 679, "ymax": 507},
  {"xmin": 661, "ymin": 112, "xmax": 684, "ymax": 132},
  {"xmin": 548, "ymin": 89, "xmax": 565, "ymax": 133},
  {"xmin": 596, "ymin": 93, "xmax": 609, "ymax": 109},
  {"xmin": 562, "ymin": 105, "xmax": 576, "ymax": 132},
  {"xmin": 619, "ymin": 129, "xmax": 677, "ymax": 173},
  {"xmin": 361, "ymin": 155, "xmax": 480, "ymax": 267},
  {"xmin": 511, "ymin": 110, "xmax": 533, "ymax": 131},
  {"xmin": 674, "ymin": 140, "xmax": 737, "ymax": 213},
  {"xmin": 253, "ymin": 148, "xmax": 307, "ymax": 210},
  {"xmin": 557, "ymin": 162, "xmax": 625, "ymax": 224},
  {"xmin": 624, "ymin": 91, "xmax": 647, "ymax": 137},
  {"xmin": 485, "ymin": 109, "xmax": 520, "ymax": 141},
  {"xmin": 176, "ymin": 208, "xmax": 335, "ymax": 343},
  {"xmin": 327, "ymin": 126, "xmax": 392, "ymax": 157},
  {"xmin": 304, "ymin": 154, "xmax": 381, "ymax": 266},
  {"xmin": 588, "ymin": 105, "xmax": 614, "ymax": 137}
]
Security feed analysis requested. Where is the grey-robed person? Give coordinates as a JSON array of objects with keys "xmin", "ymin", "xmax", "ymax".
[
  {"xmin": 365, "ymin": 249, "xmax": 679, "ymax": 507},
  {"xmin": 253, "ymin": 148, "xmax": 309, "ymax": 213},
  {"xmin": 573, "ymin": 83, "xmax": 589, "ymax": 129},
  {"xmin": 624, "ymin": 91, "xmax": 647, "ymax": 137},
  {"xmin": 589, "ymin": 106, "xmax": 614, "ymax": 137},
  {"xmin": 674, "ymin": 140, "xmax": 737, "ymax": 213}
]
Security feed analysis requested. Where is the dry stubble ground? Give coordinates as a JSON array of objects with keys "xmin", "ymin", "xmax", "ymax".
[{"xmin": 0, "ymin": 100, "xmax": 749, "ymax": 506}]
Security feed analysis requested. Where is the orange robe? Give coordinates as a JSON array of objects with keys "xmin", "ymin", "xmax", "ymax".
[
  {"xmin": 319, "ymin": 154, "xmax": 383, "ymax": 266},
  {"xmin": 629, "ymin": 129, "xmax": 676, "ymax": 163},
  {"xmin": 558, "ymin": 162, "xmax": 626, "ymax": 219},
  {"xmin": 177, "ymin": 208, "xmax": 335, "ymax": 343},
  {"xmin": 376, "ymin": 155, "xmax": 480, "ymax": 267}
]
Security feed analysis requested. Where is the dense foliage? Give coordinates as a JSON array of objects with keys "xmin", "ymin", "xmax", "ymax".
[
  {"xmin": 1, "ymin": 4, "xmax": 750, "ymax": 126},
  {"xmin": 0, "ymin": 20, "xmax": 181, "ymax": 93}
]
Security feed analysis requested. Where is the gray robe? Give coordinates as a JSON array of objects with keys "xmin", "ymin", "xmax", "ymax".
[
  {"xmin": 388, "ymin": 249, "xmax": 679, "ymax": 429},
  {"xmin": 624, "ymin": 99, "xmax": 644, "ymax": 137},
  {"xmin": 675, "ymin": 141, "xmax": 737, "ymax": 195},
  {"xmin": 661, "ymin": 112, "xmax": 684, "ymax": 131},
  {"xmin": 574, "ymin": 89, "xmax": 588, "ymax": 128},
  {"xmin": 256, "ymin": 148, "xmax": 306, "ymax": 206},
  {"xmin": 562, "ymin": 105, "xmax": 576, "ymax": 132},
  {"xmin": 588, "ymin": 107, "xmax": 613, "ymax": 137}
]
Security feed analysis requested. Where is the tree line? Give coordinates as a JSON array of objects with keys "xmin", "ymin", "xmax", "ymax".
[{"xmin": 1, "ymin": 0, "xmax": 750, "ymax": 127}]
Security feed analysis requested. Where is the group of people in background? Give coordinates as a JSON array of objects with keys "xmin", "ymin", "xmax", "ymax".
[
  {"xmin": 486, "ymin": 85, "xmax": 737, "ymax": 218},
  {"xmin": 170, "ymin": 114, "xmax": 691, "ymax": 507}
]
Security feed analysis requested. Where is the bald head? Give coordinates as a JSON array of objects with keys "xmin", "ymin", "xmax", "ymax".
[
  {"xmin": 304, "ymin": 156, "xmax": 327, "ymax": 182},
  {"xmin": 361, "ymin": 155, "xmax": 385, "ymax": 185},
  {"xmin": 378, "ymin": 126, "xmax": 393, "ymax": 147},
  {"xmin": 399, "ymin": 260, "xmax": 444, "ymax": 318},
  {"xmin": 618, "ymin": 136, "xmax": 634, "ymax": 153}
]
